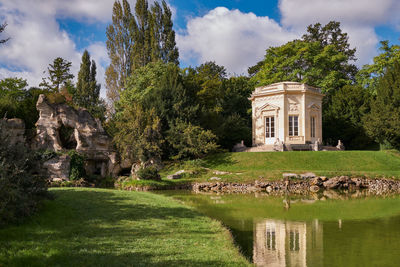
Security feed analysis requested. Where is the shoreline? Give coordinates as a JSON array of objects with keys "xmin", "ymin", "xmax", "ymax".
[{"xmin": 111, "ymin": 176, "xmax": 400, "ymax": 196}]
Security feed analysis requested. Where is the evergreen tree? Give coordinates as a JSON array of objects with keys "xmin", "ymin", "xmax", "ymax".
[
  {"xmin": 149, "ymin": 2, "xmax": 163, "ymax": 62},
  {"xmin": 40, "ymin": 57, "xmax": 74, "ymax": 92},
  {"xmin": 74, "ymin": 50, "xmax": 101, "ymax": 116}
]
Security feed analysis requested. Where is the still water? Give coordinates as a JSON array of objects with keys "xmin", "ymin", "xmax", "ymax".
[{"xmin": 158, "ymin": 190, "xmax": 400, "ymax": 267}]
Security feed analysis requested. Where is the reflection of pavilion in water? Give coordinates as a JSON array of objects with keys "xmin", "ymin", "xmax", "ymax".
[{"xmin": 254, "ymin": 219, "xmax": 323, "ymax": 267}]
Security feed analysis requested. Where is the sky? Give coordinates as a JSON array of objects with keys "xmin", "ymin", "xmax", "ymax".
[{"xmin": 0, "ymin": 0, "xmax": 400, "ymax": 98}]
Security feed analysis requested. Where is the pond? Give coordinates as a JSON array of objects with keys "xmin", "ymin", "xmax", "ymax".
[{"xmin": 157, "ymin": 190, "xmax": 400, "ymax": 267}]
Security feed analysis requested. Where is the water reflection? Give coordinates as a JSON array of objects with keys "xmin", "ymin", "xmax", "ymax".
[
  {"xmin": 157, "ymin": 190, "xmax": 400, "ymax": 267},
  {"xmin": 254, "ymin": 219, "xmax": 323, "ymax": 267}
]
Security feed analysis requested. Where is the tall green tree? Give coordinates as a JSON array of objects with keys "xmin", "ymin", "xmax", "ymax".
[
  {"xmin": 105, "ymin": 0, "xmax": 136, "ymax": 105},
  {"xmin": 160, "ymin": 0, "xmax": 179, "ymax": 65},
  {"xmin": 323, "ymin": 85, "xmax": 375, "ymax": 149},
  {"xmin": 114, "ymin": 103, "xmax": 163, "ymax": 164},
  {"xmin": 251, "ymin": 21, "xmax": 357, "ymax": 96},
  {"xmin": 357, "ymin": 41, "xmax": 400, "ymax": 92},
  {"xmin": 40, "ymin": 57, "xmax": 74, "ymax": 93},
  {"xmin": 106, "ymin": 0, "xmax": 179, "ymax": 109},
  {"xmin": 133, "ymin": 0, "xmax": 151, "ymax": 69},
  {"xmin": 364, "ymin": 62, "xmax": 400, "ymax": 149},
  {"xmin": 0, "ymin": 78, "xmax": 47, "ymax": 129},
  {"xmin": 74, "ymin": 50, "xmax": 103, "ymax": 119}
]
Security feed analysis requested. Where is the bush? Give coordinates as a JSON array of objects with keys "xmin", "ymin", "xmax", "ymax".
[
  {"xmin": 0, "ymin": 122, "xmax": 48, "ymax": 226},
  {"xmin": 167, "ymin": 121, "xmax": 219, "ymax": 160},
  {"xmin": 136, "ymin": 166, "xmax": 161, "ymax": 181},
  {"xmin": 68, "ymin": 150, "xmax": 86, "ymax": 180}
]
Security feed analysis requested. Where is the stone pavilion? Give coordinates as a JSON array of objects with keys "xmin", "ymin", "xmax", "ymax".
[{"xmin": 249, "ymin": 82, "xmax": 324, "ymax": 151}]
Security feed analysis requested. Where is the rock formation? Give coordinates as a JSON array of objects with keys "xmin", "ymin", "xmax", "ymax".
[{"xmin": 33, "ymin": 94, "xmax": 124, "ymax": 179}]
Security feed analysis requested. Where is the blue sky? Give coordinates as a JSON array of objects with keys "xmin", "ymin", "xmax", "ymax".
[{"xmin": 0, "ymin": 0, "xmax": 400, "ymax": 98}]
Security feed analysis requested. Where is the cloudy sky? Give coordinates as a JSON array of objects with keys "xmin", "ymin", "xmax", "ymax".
[{"xmin": 0, "ymin": 0, "xmax": 400, "ymax": 98}]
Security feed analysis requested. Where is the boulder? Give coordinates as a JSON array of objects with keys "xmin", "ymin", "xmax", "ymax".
[
  {"xmin": 282, "ymin": 173, "xmax": 299, "ymax": 179},
  {"xmin": 42, "ymin": 154, "xmax": 70, "ymax": 180},
  {"xmin": 323, "ymin": 177, "xmax": 340, "ymax": 189},
  {"xmin": 310, "ymin": 185, "xmax": 320, "ymax": 193},
  {"xmin": 167, "ymin": 170, "xmax": 186, "ymax": 180},
  {"xmin": 300, "ymin": 172, "xmax": 316, "ymax": 179},
  {"xmin": 210, "ymin": 177, "xmax": 221, "ymax": 181}
]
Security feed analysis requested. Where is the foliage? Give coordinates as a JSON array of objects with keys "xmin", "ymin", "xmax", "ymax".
[
  {"xmin": 167, "ymin": 121, "xmax": 219, "ymax": 160},
  {"xmin": 357, "ymin": 41, "xmax": 400, "ymax": 92},
  {"xmin": 67, "ymin": 150, "xmax": 86, "ymax": 181},
  {"xmin": 136, "ymin": 166, "xmax": 161, "ymax": 180},
  {"xmin": 40, "ymin": 57, "xmax": 74, "ymax": 93},
  {"xmin": 114, "ymin": 103, "xmax": 163, "ymax": 163},
  {"xmin": 0, "ymin": 78, "xmax": 47, "ymax": 129},
  {"xmin": 323, "ymin": 85, "xmax": 376, "ymax": 149},
  {"xmin": 251, "ymin": 21, "xmax": 357, "ymax": 96},
  {"xmin": 364, "ymin": 62, "xmax": 400, "ymax": 149},
  {"xmin": 73, "ymin": 50, "xmax": 103, "ymax": 120},
  {"xmin": 0, "ymin": 123, "xmax": 48, "ymax": 227},
  {"xmin": 105, "ymin": 0, "xmax": 179, "ymax": 108}
]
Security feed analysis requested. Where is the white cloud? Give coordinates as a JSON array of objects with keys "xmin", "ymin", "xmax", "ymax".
[
  {"xmin": 177, "ymin": 7, "xmax": 297, "ymax": 75},
  {"xmin": 279, "ymin": 0, "xmax": 400, "ymax": 65}
]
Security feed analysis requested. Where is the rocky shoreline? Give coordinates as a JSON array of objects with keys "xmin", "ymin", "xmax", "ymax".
[{"xmin": 191, "ymin": 176, "xmax": 400, "ymax": 195}]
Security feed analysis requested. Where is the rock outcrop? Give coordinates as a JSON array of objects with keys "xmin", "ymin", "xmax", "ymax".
[{"xmin": 33, "ymin": 94, "xmax": 123, "ymax": 178}]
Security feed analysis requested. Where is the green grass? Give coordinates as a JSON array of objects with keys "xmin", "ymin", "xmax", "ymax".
[
  {"xmin": 0, "ymin": 188, "xmax": 250, "ymax": 267},
  {"xmin": 161, "ymin": 150, "xmax": 400, "ymax": 182}
]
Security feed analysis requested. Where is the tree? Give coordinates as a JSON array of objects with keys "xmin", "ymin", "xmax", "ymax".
[
  {"xmin": 0, "ymin": 78, "xmax": 46, "ymax": 129},
  {"xmin": 364, "ymin": 62, "xmax": 400, "ymax": 149},
  {"xmin": 114, "ymin": 103, "xmax": 163, "ymax": 164},
  {"xmin": 105, "ymin": 0, "xmax": 179, "ymax": 109},
  {"xmin": 0, "ymin": 122, "xmax": 48, "ymax": 226},
  {"xmin": 323, "ymin": 85, "xmax": 375, "ymax": 149},
  {"xmin": 40, "ymin": 57, "xmax": 74, "ymax": 92},
  {"xmin": 0, "ymin": 22, "xmax": 10, "ymax": 44},
  {"xmin": 160, "ymin": 0, "xmax": 179, "ymax": 65},
  {"xmin": 105, "ymin": 0, "xmax": 136, "ymax": 104},
  {"xmin": 251, "ymin": 21, "xmax": 357, "ymax": 96},
  {"xmin": 74, "ymin": 50, "xmax": 104, "ymax": 119},
  {"xmin": 167, "ymin": 121, "xmax": 218, "ymax": 160},
  {"xmin": 357, "ymin": 41, "xmax": 400, "ymax": 92}
]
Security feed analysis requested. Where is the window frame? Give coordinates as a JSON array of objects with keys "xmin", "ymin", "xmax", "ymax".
[{"xmin": 289, "ymin": 115, "xmax": 299, "ymax": 136}]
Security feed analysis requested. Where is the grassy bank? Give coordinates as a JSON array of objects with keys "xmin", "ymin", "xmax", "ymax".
[
  {"xmin": 0, "ymin": 188, "xmax": 250, "ymax": 267},
  {"xmin": 160, "ymin": 150, "xmax": 400, "ymax": 183}
]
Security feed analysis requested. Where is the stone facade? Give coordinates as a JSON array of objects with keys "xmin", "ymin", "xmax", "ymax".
[{"xmin": 249, "ymin": 82, "xmax": 324, "ymax": 150}]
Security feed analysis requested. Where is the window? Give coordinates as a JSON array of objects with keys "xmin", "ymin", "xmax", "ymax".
[
  {"xmin": 266, "ymin": 227, "xmax": 276, "ymax": 250},
  {"xmin": 311, "ymin": 116, "xmax": 316, "ymax": 138},
  {"xmin": 289, "ymin": 116, "xmax": 298, "ymax": 136},
  {"xmin": 265, "ymin": 116, "xmax": 275, "ymax": 138},
  {"xmin": 289, "ymin": 230, "xmax": 300, "ymax": 251}
]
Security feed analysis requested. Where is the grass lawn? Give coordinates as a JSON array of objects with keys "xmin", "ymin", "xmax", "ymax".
[
  {"xmin": 159, "ymin": 150, "xmax": 400, "ymax": 183},
  {"xmin": 0, "ymin": 188, "xmax": 250, "ymax": 267}
]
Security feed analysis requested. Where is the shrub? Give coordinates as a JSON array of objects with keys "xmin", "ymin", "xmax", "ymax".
[
  {"xmin": 68, "ymin": 150, "xmax": 86, "ymax": 180},
  {"xmin": 136, "ymin": 166, "xmax": 161, "ymax": 181},
  {"xmin": 167, "ymin": 121, "xmax": 219, "ymax": 160},
  {"xmin": 0, "ymin": 122, "xmax": 48, "ymax": 226}
]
